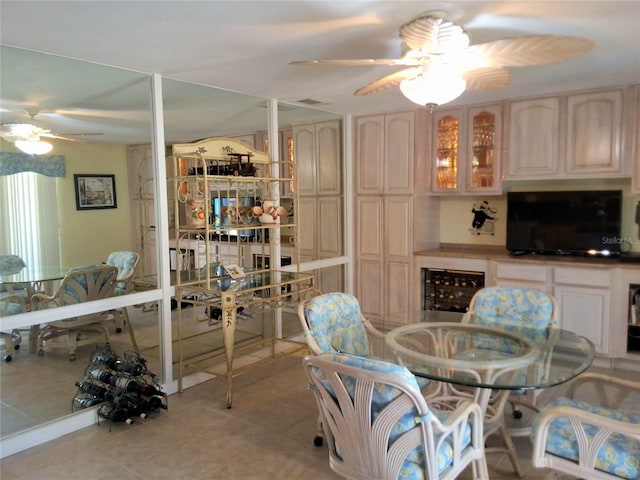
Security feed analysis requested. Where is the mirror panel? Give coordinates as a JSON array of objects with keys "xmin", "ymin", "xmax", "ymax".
[{"xmin": 0, "ymin": 46, "xmax": 156, "ymax": 438}]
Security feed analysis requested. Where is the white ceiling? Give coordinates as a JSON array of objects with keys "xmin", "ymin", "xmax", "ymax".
[{"xmin": 1, "ymin": 1, "xmax": 639, "ymax": 143}]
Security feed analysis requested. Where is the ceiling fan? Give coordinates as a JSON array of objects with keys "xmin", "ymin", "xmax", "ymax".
[
  {"xmin": 1, "ymin": 110, "xmax": 103, "ymax": 154},
  {"xmin": 290, "ymin": 14, "xmax": 595, "ymax": 111}
]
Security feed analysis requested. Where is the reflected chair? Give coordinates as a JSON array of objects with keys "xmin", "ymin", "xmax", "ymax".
[
  {"xmin": 303, "ymin": 352, "xmax": 489, "ymax": 480},
  {"xmin": 0, "ymin": 294, "xmax": 27, "ymax": 361},
  {"xmin": 0, "ymin": 254, "xmax": 31, "ymax": 352},
  {"xmin": 105, "ymin": 251, "xmax": 140, "ymax": 352},
  {"xmin": 32, "ymin": 264, "xmax": 118, "ymax": 361},
  {"xmin": 298, "ymin": 290, "xmax": 384, "ymax": 446},
  {"xmin": 461, "ymin": 286, "xmax": 558, "ymax": 477},
  {"xmin": 531, "ymin": 372, "xmax": 640, "ymax": 479}
]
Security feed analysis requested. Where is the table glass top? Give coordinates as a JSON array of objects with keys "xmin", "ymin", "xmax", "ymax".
[
  {"xmin": 332, "ymin": 311, "xmax": 595, "ymax": 391},
  {"xmin": 0, "ymin": 265, "xmax": 69, "ymax": 284}
]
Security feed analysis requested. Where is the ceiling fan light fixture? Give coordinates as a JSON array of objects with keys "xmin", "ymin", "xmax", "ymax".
[
  {"xmin": 14, "ymin": 139, "xmax": 53, "ymax": 155},
  {"xmin": 399, "ymin": 69, "xmax": 466, "ymax": 112}
]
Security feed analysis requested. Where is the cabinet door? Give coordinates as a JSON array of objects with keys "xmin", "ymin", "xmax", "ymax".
[
  {"xmin": 355, "ymin": 115, "xmax": 385, "ymax": 194},
  {"xmin": 553, "ymin": 285, "xmax": 609, "ymax": 354},
  {"xmin": 317, "ymin": 197, "xmax": 343, "ymax": 257},
  {"xmin": 316, "ymin": 120, "xmax": 342, "ymax": 195},
  {"xmin": 293, "ymin": 124, "xmax": 316, "ymax": 195},
  {"xmin": 566, "ymin": 90, "xmax": 623, "ymax": 175},
  {"xmin": 356, "ymin": 196, "xmax": 384, "ymax": 316},
  {"xmin": 384, "ymin": 112, "xmax": 414, "ymax": 194},
  {"xmin": 465, "ymin": 105, "xmax": 502, "ymax": 193},
  {"xmin": 297, "ymin": 196, "xmax": 317, "ymax": 260},
  {"xmin": 432, "ymin": 109, "xmax": 465, "ymax": 192},
  {"xmin": 506, "ymin": 97, "xmax": 561, "ymax": 178},
  {"xmin": 384, "ymin": 196, "xmax": 412, "ymax": 314}
]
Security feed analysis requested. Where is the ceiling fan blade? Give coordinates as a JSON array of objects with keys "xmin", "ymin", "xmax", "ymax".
[
  {"xmin": 40, "ymin": 132, "xmax": 104, "ymax": 142},
  {"xmin": 464, "ymin": 67, "xmax": 511, "ymax": 91},
  {"xmin": 468, "ymin": 35, "xmax": 595, "ymax": 68},
  {"xmin": 289, "ymin": 58, "xmax": 418, "ymax": 67},
  {"xmin": 399, "ymin": 15, "xmax": 469, "ymax": 53},
  {"xmin": 354, "ymin": 67, "xmax": 422, "ymax": 96}
]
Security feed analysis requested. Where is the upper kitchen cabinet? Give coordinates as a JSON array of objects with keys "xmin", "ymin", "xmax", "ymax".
[
  {"xmin": 506, "ymin": 96, "xmax": 561, "ymax": 178},
  {"xmin": 431, "ymin": 104, "xmax": 502, "ymax": 195},
  {"xmin": 565, "ymin": 89, "xmax": 623, "ymax": 175},
  {"xmin": 355, "ymin": 112, "xmax": 414, "ymax": 195},
  {"xmin": 506, "ymin": 87, "xmax": 628, "ymax": 180}
]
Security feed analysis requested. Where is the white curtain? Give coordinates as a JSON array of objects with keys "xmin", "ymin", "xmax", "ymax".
[{"xmin": 0, "ymin": 172, "xmax": 61, "ymax": 269}]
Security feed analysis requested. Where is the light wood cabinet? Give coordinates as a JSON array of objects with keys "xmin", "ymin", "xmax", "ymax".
[
  {"xmin": 421, "ymin": 253, "xmax": 637, "ymax": 360},
  {"xmin": 506, "ymin": 88, "xmax": 626, "ymax": 179},
  {"xmin": 431, "ymin": 104, "xmax": 502, "ymax": 194},
  {"xmin": 565, "ymin": 90, "xmax": 623, "ymax": 175},
  {"xmin": 355, "ymin": 111, "xmax": 417, "ymax": 317},
  {"xmin": 294, "ymin": 120, "xmax": 341, "ymax": 196},
  {"xmin": 552, "ymin": 266, "xmax": 613, "ymax": 355},
  {"xmin": 294, "ymin": 120, "xmax": 343, "ymax": 293},
  {"xmin": 506, "ymin": 97, "xmax": 561, "ymax": 178},
  {"xmin": 355, "ymin": 112, "xmax": 414, "ymax": 195},
  {"xmin": 356, "ymin": 195, "xmax": 413, "ymax": 316}
]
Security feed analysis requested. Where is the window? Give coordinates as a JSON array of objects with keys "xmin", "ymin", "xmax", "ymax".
[{"xmin": 0, "ymin": 172, "xmax": 61, "ymax": 269}]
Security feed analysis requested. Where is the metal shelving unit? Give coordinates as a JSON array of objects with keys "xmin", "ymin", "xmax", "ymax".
[{"xmin": 168, "ymin": 137, "xmax": 314, "ymax": 407}]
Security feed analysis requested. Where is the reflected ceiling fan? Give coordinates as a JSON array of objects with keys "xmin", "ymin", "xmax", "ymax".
[
  {"xmin": 1, "ymin": 109, "xmax": 103, "ymax": 154},
  {"xmin": 290, "ymin": 13, "xmax": 595, "ymax": 111}
]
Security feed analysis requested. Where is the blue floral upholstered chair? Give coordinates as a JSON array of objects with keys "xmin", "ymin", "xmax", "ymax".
[
  {"xmin": 460, "ymin": 286, "xmax": 559, "ymax": 478},
  {"xmin": 32, "ymin": 264, "xmax": 118, "ymax": 361},
  {"xmin": 531, "ymin": 372, "xmax": 640, "ymax": 479},
  {"xmin": 298, "ymin": 291, "xmax": 386, "ymax": 446},
  {"xmin": 303, "ymin": 352, "xmax": 489, "ymax": 480}
]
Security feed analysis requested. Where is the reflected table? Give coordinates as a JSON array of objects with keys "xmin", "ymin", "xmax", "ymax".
[
  {"xmin": 0, "ymin": 265, "xmax": 70, "ymax": 352},
  {"xmin": 134, "ymin": 268, "xmax": 315, "ymax": 407}
]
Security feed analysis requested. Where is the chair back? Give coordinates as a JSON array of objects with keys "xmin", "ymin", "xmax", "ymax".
[
  {"xmin": 465, "ymin": 286, "xmax": 558, "ymax": 347},
  {"xmin": 303, "ymin": 353, "xmax": 436, "ymax": 480},
  {"xmin": 57, "ymin": 264, "xmax": 118, "ymax": 306},
  {"xmin": 298, "ymin": 292, "xmax": 369, "ymax": 355},
  {"xmin": 0, "ymin": 254, "xmax": 26, "ymax": 275},
  {"xmin": 105, "ymin": 251, "xmax": 140, "ymax": 295}
]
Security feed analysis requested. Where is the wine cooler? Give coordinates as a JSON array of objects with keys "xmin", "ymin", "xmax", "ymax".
[{"xmin": 422, "ymin": 268, "xmax": 485, "ymax": 312}]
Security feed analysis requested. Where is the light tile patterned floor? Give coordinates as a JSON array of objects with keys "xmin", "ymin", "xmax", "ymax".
[{"xmin": 6, "ymin": 350, "xmax": 636, "ymax": 480}]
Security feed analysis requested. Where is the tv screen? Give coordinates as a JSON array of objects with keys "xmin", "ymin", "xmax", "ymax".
[{"xmin": 506, "ymin": 190, "xmax": 622, "ymax": 257}]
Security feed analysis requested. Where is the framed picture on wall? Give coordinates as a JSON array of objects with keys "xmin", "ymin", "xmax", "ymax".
[{"xmin": 74, "ymin": 174, "xmax": 117, "ymax": 210}]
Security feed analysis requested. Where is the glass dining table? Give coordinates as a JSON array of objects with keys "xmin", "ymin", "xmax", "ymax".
[{"xmin": 331, "ymin": 310, "xmax": 596, "ymax": 411}]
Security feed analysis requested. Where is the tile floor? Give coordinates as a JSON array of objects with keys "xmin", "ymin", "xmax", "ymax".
[
  {"xmin": 3, "ymin": 303, "xmax": 639, "ymax": 479},
  {"xmin": 5, "ymin": 344, "xmax": 633, "ymax": 480}
]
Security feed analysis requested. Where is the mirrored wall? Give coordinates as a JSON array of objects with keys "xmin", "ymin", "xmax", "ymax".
[{"xmin": 0, "ymin": 47, "xmax": 347, "ymax": 443}]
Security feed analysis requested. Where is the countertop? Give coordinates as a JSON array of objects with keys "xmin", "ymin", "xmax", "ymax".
[{"xmin": 415, "ymin": 244, "xmax": 640, "ymax": 268}]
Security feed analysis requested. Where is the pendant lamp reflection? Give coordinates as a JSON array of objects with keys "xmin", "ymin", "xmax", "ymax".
[{"xmin": 14, "ymin": 139, "xmax": 53, "ymax": 155}]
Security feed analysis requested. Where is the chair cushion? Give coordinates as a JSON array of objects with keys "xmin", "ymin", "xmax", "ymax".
[
  {"xmin": 106, "ymin": 251, "xmax": 138, "ymax": 295},
  {"xmin": 471, "ymin": 287, "xmax": 553, "ymax": 348},
  {"xmin": 531, "ymin": 397, "xmax": 640, "ymax": 480},
  {"xmin": 320, "ymin": 353, "xmax": 472, "ymax": 477},
  {"xmin": 305, "ymin": 293, "xmax": 369, "ymax": 354}
]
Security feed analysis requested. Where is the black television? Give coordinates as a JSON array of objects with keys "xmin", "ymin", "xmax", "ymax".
[{"xmin": 506, "ymin": 190, "xmax": 623, "ymax": 257}]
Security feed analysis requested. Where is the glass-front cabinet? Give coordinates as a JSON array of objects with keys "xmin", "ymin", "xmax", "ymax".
[{"xmin": 431, "ymin": 104, "xmax": 502, "ymax": 195}]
